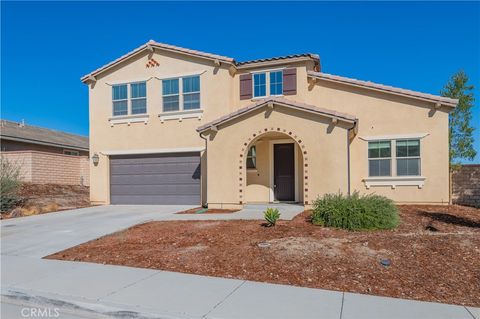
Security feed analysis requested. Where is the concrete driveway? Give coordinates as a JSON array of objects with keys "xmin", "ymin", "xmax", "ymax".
[
  {"xmin": 2, "ymin": 205, "xmax": 478, "ymax": 319},
  {"xmin": 1, "ymin": 205, "xmax": 195, "ymax": 258}
]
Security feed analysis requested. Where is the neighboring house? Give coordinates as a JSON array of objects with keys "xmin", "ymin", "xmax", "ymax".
[
  {"xmin": 82, "ymin": 40, "xmax": 457, "ymax": 208},
  {"xmin": 0, "ymin": 120, "xmax": 90, "ymax": 186}
]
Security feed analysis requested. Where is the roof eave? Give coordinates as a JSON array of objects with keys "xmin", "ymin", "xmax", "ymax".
[
  {"xmin": 0, "ymin": 135, "xmax": 89, "ymax": 152},
  {"xmin": 197, "ymin": 98, "xmax": 357, "ymax": 134},
  {"xmin": 81, "ymin": 42, "xmax": 236, "ymax": 84},
  {"xmin": 236, "ymin": 56, "xmax": 319, "ymax": 70},
  {"xmin": 307, "ymin": 71, "xmax": 458, "ymax": 108}
]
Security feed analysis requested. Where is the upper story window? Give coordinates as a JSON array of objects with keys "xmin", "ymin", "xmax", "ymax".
[
  {"xmin": 270, "ymin": 71, "xmax": 283, "ymax": 96},
  {"xmin": 240, "ymin": 68, "xmax": 296, "ymax": 100},
  {"xmin": 162, "ymin": 79, "xmax": 180, "ymax": 112},
  {"xmin": 182, "ymin": 76, "xmax": 200, "ymax": 110},
  {"xmin": 130, "ymin": 82, "xmax": 147, "ymax": 114},
  {"xmin": 253, "ymin": 73, "xmax": 267, "ymax": 98},
  {"xmin": 112, "ymin": 82, "xmax": 147, "ymax": 116},
  {"xmin": 162, "ymin": 75, "xmax": 200, "ymax": 112},
  {"xmin": 368, "ymin": 139, "xmax": 421, "ymax": 177}
]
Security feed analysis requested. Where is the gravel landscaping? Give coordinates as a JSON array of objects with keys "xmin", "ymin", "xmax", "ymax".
[{"xmin": 47, "ymin": 205, "xmax": 480, "ymax": 307}]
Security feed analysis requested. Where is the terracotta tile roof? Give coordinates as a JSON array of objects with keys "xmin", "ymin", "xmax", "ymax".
[
  {"xmin": 308, "ymin": 71, "xmax": 458, "ymax": 107},
  {"xmin": 237, "ymin": 53, "xmax": 320, "ymax": 66},
  {"xmin": 0, "ymin": 120, "xmax": 89, "ymax": 151},
  {"xmin": 81, "ymin": 40, "xmax": 235, "ymax": 82},
  {"xmin": 197, "ymin": 97, "xmax": 357, "ymax": 133}
]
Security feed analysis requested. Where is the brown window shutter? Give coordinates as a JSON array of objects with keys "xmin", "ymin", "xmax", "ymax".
[
  {"xmin": 240, "ymin": 74, "xmax": 252, "ymax": 100},
  {"xmin": 283, "ymin": 68, "xmax": 297, "ymax": 95}
]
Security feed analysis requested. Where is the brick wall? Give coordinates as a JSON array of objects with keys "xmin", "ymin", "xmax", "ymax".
[
  {"xmin": 1, "ymin": 151, "xmax": 89, "ymax": 186},
  {"xmin": 452, "ymin": 164, "xmax": 480, "ymax": 208}
]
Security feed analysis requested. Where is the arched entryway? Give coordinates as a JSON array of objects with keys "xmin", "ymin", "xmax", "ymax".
[{"xmin": 238, "ymin": 128, "xmax": 309, "ymax": 205}]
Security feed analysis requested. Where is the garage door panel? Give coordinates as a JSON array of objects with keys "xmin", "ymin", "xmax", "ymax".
[
  {"xmin": 111, "ymin": 195, "xmax": 200, "ymax": 205},
  {"xmin": 110, "ymin": 153, "xmax": 201, "ymax": 205},
  {"xmin": 111, "ymin": 173, "xmax": 199, "ymax": 185},
  {"xmin": 110, "ymin": 163, "xmax": 200, "ymax": 175},
  {"xmin": 111, "ymin": 184, "xmax": 201, "ymax": 196}
]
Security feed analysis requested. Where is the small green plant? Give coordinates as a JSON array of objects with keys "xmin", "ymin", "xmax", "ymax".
[
  {"xmin": 1, "ymin": 157, "xmax": 23, "ymax": 213},
  {"xmin": 311, "ymin": 192, "xmax": 399, "ymax": 231},
  {"xmin": 264, "ymin": 207, "xmax": 280, "ymax": 226}
]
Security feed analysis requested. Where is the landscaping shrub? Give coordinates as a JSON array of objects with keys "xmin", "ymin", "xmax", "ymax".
[
  {"xmin": 264, "ymin": 207, "xmax": 280, "ymax": 226},
  {"xmin": 0, "ymin": 157, "xmax": 22, "ymax": 212},
  {"xmin": 311, "ymin": 192, "xmax": 399, "ymax": 230}
]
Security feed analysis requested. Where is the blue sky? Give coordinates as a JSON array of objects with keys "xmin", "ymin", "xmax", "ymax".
[{"xmin": 2, "ymin": 1, "xmax": 479, "ymax": 163}]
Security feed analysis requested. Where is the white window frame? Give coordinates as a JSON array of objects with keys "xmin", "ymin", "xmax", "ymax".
[
  {"xmin": 368, "ymin": 140, "xmax": 392, "ymax": 177},
  {"xmin": 182, "ymin": 76, "xmax": 201, "ymax": 111},
  {"xmin": 162, "ymin": 78, "xmax": 181, "ymax": 113},
  {"xmin": 364, "ymin": 138, "xmax": 425, "ymax": 189},
  {"xmin": 251, "ymin": 68, "xmax": 285, "ymax": 99},
  {"xmin": 130, "ymin": 81, "xmax": 147, "ymax": 115},
  {"xmin": 112, "ymin": 82, "xmax": 147, "ymax": 117},
  {"xmin": 395, "ymin": 139, "xmax": 421, "ymax": 177},
  {"xmin": 161, "ymin": 75, "xmax": 201, "ymax": 113}
]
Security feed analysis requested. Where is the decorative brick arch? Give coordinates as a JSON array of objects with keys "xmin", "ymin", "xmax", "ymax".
[{"xmin": 238, "ymin": 127, "xmax": 309, "ymax": 205}]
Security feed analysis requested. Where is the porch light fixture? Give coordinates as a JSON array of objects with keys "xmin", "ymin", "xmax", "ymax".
[{"xmin": 92, "ymin": 153, "xmax": 100, "ymax": 166}]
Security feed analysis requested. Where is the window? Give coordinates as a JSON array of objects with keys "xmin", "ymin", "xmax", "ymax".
[
  {"xmin": 247, "ymin": 146, "xmax": 256, "ymax": 169},
  {"xmin": 368, "ymin": 141, "xmax": 391, "ymax": 177},
  {"xmin": 112, "ymin": 84, "xmax": 128, "ymax": 116},
  {"xmin": 130, "ymin": 82, "xmax": 147, "ymax": 114},
  {"xmin": 182, "ymin": 76, "xmax": 200, "ymax": 110},
  {"xmin": 162, "ymin": 79, "xmax": 180, "ymax": 112},
  {"xmin": 63, "ymin": 150, "xmax": 80, "ymax": 156},
  {"xmin": 396, "ymin": 139, "xmax": 420, "ymax": 176},
  {"xmin": 162, "ymin": 75, "xmax": 201, "ymax": 112},
  {"xmin": 253, "ymin": 73, "xmax": 266, "ymax": 98},
  {"xmin": 270, "ymin": 71, "xmax": 283, "ymax": 95},
  {"xmin": 112, "ymin": 82, "xmax": 147, "ymax": 116}
]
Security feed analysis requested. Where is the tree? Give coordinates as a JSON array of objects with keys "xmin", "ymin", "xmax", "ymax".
[{"xmin": 441, "ymin": 70, "xmax": 476, "ymax": 167}]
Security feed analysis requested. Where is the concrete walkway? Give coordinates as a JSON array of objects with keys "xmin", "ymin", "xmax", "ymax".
[{"xmin": 1, "ymin": 205, "xmax": 478, "ymax": 319}]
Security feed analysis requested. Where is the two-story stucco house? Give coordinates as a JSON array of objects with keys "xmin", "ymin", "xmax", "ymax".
[{"xmin": 82, "ymin": 40, "xmax": 457, "ymax": 208}]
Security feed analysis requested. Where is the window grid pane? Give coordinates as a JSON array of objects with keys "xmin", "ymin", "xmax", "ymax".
[
  {"xmin": 163, "ymin": 79, "xmax": 179, "ymax": 95},
  {"xmin": 369, "ymin": 159, "xmax": 391, "ymax": 177},
  {"xmin": 131, "ymin": 82, "xmax": 146, "ymax": 98},
  {"xmin": 184, "ymin": 93, "xmax": 200, "ymax": 110},
  {"xmin": 270, "ymin": 71, "xmax": 283, "ymax": 95},
  {"xmin": 247, "ymin": 146, "xmax": 256, "ymax": 169},
  {"xmin": 253, "ymin": 73, "xmax": 266, "ymax": 97},
  {"xmin": 112, "ymin": 85, "xmax": 127, "ymax": 100},
  {"xmin": 131, "ymin": 98, "xmax": 146, "ymax": 114},
  {"xmin": 113, "ymin": 100, "xmax": 128, "ymax": 116},
  {"xmin": 368, "ymin": 141, "xmax": 391, "ymax": 158},
  {"xmin": 163, "ymin": 95, "xmax": 179, "ymax": 112},
  {"xmin": 182, "ymin": 76, "xmax": 200, "ymax": 93}
]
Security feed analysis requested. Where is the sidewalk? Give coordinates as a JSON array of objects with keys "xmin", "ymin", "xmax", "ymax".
[{"xmin": 2, "ymin": 255, "xmax": 478, "ymax": 319}]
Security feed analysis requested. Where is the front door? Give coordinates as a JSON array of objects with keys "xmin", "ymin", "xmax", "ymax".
[{"xmin": 274, "ymin": 143, "xmax": 295, "ymax": 201}]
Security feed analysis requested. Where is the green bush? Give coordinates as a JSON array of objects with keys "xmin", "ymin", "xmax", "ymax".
[
  {"xmin": 264, "ymin": 207, "xmax": 280, "ymax": 226},
  {"xmin": 1, "ymin": 157, "xmax": 22, "ymax": 212},
  {"xmin": 311, "ymin": 192, "xmax": 399, "ymax": 231}
]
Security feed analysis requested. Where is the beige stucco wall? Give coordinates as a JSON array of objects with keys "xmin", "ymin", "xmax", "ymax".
[
  {"xmin": 87, "ymin": 46, "xmax": 450, "ymax": 206},
  {"xmin": 203, "ymin": 105, "xmax": 350, "ymax": 209}
]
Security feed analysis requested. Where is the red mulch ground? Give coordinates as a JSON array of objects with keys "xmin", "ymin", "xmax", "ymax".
[
  {"xmin": 47, "ymin": 205, "xmax": 480, "ymax": 307},
  {"xmin": 176, "ymin": 207, "xmax": 240, "ymax": 214}
]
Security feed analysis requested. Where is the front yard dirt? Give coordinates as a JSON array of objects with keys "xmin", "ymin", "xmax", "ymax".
[
  {"xmin": 47, "ymin": 205, "xmax": 480, "ymax": 307},
  {"xmin": 1, "ymin": 183, "xmax": 90, "ymax": 219}
]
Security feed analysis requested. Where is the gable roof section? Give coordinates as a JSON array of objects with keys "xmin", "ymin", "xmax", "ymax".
[
  {"xmin": 308, "ymin": 71, "xmax": 458, "ymax": 108},
  {"xmin": 81, "ymin": 40, "xmax": 236, "ymax": 83},
  {"xmin": 197, "ymin": 97, "xmax": 357, "ymax": 133},
  {"xmin": 0, "ymin": 120, "xmax": 89, "ymax": 151}
]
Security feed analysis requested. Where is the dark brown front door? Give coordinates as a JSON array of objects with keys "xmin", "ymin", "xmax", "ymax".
[{"xmin": 274, "ymin": 143, "xmax": 295, "ymax": 201}]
